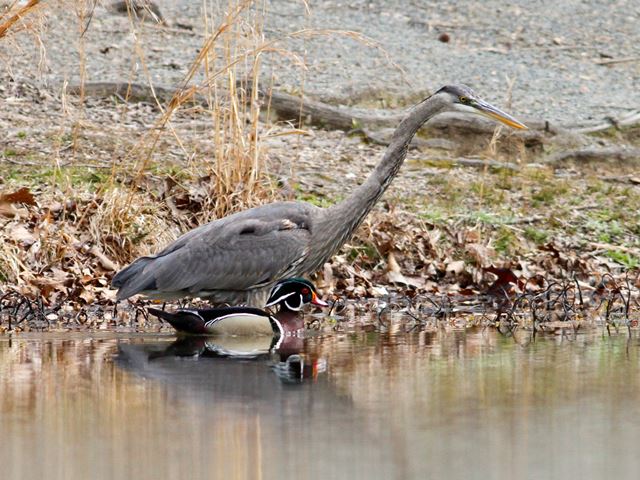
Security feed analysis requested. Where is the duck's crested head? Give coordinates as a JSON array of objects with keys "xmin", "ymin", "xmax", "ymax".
[{"xmin": 265, "ymin": 278, "xmax": 328, "ymax": 311}]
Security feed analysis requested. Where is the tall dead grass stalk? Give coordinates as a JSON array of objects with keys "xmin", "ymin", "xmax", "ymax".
[
  {"xmin": 0, "ymin": 0, "xmax": 42, "ymax": 40},
  {"xmin": 121, "ymin": 0, "xmax": 274, "ymax": 222}
]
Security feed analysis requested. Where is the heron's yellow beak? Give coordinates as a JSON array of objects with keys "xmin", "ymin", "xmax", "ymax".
[{"xmin": 473, "ymin": 99, "xmax": 528, "ymax": 130}]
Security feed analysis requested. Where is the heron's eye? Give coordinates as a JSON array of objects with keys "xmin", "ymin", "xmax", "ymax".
[
  {"xmin": 459, "ymin": 96, "xmax": 469, "ymax": 104},
  {"xmin": 301, "ymin": 287, "xmax": 310, "ymax": 295}
]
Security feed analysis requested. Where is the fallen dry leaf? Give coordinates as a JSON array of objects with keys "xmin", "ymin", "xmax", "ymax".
[
  {"xmin": 445, "ymin": 260, "xmax": 465, "ymax": 275},
  {"xmin": 466, "ymin": 243, "xmax": 495, "ymax": 267},
  {"xmin": 79, "ymin": 288, "xmax": 96, "ymax": 304},
  {"xmin": 88, "ymin": 245, "xmax": 118, "ymax": 271},
  {"xmin": 484, "ymin": 266, "xmax": 523, "ymax": 297},
  {"xmin": 386, "ymin": 252, "xmax": 425, "ymax": 288},
  {"xmin": 0, "ymin": 202, "xmax": 17, "ymax": 217},
  {"xmin": 0, "ymin": 187, "xmax": 36, "ymax": 206},
  {"xmin": 9, "ymin": 224, "xmax": 36, "ymax": 246}
]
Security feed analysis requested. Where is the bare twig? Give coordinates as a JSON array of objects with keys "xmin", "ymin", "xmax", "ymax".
[{"xmin": 0, "ymin": 0, "xmax": 42, "ymax": 39}]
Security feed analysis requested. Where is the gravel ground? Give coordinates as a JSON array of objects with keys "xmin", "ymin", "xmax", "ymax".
[{"xmin": 4, "ymin": 0, "xmax": 639, "ymax": 127}]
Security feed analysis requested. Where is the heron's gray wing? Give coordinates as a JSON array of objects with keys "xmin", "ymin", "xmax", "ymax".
[
  {"xmin": 114, "ymin": 203, "xmax": 314, "ymax": 300},
  {"xmin": 156, "ymin": 217, "xmax": 311, "ymax": 292}
]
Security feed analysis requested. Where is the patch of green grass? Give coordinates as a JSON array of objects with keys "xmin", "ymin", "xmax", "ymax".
[
  {"xmin": 296, "ymin": 190, "xmax": 334, "ymax": 208},
  {"xmin": 16, "ymin": 131, "xmax": 27, "ymax": 139},
  {"xmin": 494, "ymin": 226, "xmax": 518, "ymax": 255},
  {"xmin": 585, "ymin": 211, "xmax": 628, "ymax": 243},
  {"xmin": 424, "ymin": 167, "xmax": 456, "ymax": 182},
  {"xmin": 419, "ymin": 208, "xmax": 447, "ymax": 223},
  {"xmin": 346, "ymin": 243, "xmax": 380, "ymax": 263},
  {"xmin": 3, "ymin": 165, "xmax": 111, "ymax": 190},
  {"xmin": 148, "ymin": 163, "xmax": 191, "ymax": 181},
  {"xmin": 469, "ymin": 181, "xmax": 509, "ymax": 206},
  {"xmin": 494, "ymin": 169, "xmax": 515, "ymax": 191},
  {"xmin": 606, "ymin": 250, "xmax": 639, "ymax": 269},
  {"xmin": 603, "ymin": 221, "xmax": 623, "ymax": 242},
  {"xmin": 53, "ymin": 168, "xmax": 110, "ymax": 188},
  {"xmin": 465, "ymin": 211, "xmax": 514, "ymax": 226},
  {"xmin": 531, "ymin": 182, "xmax": 569, "ymax": 206},
  {"xmin": 524, "ymin": 168, "xmax": 554, "ymax": 183},
  {"xmin": 524, "ymin": 226, "xmax": 548, "ymax": 245},
  {"xmin": 3, "ymin": 148, "xmax": 18, "ymax": 157},
  {"xmin": 584, "ymin": 180, "xmax": 609, "ymax": 196}
]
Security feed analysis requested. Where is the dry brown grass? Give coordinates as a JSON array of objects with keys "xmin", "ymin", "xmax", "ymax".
[
  {"xmin": 109, "ymin": 0, "xmax": 278, "ymax": 226},
  {"xmin": 1, "ymin": 0, "xmax": 345, "ymax": 304},
  {"xmin": 0, "ymin": 0, "xmax": 286, "ymax": 290},
  {"xmin": 0, "ymin": 0, "xmax": 43, "ymax": 40}
]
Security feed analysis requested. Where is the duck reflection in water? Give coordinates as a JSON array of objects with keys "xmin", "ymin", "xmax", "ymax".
[{"xmin": 139, "ymin": 335, "xmax": 327, "ymax": 383}]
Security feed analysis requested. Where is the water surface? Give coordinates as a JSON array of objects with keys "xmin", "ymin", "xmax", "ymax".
[{"xmin": 1, "ymin": 329, "xmax": 639, "ymax": 479}]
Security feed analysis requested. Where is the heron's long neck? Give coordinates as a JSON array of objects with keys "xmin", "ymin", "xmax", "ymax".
[{"xmin": 312, "ymin": 95, "xmax": 447, "ymax": 260}]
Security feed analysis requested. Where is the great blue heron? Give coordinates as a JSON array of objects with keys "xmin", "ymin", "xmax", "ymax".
[
  {"xmin": 113, "ymin": 84, "xmax": 526, "ymax": 304},
  {"xmin": 147, "ymin": 278, "xmax": 327, "ymax": 336}
]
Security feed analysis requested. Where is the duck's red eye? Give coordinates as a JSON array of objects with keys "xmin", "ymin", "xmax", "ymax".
[{"xmin": 301, "ymin": 287, "xmax": 310, "ymax": 295}]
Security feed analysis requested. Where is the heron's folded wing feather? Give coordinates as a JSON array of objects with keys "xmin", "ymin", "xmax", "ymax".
[{"xmin": 138, "ymin": 216, "xmax": 311, "ymax": 295}]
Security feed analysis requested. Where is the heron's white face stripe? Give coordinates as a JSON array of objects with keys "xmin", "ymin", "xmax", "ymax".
[
  {"xmin": 265, "ymin": 291, "xmax": 296, "ymax": 307},
  {"xmin": 452, "ymin": 103, "xmax": 478, "ymax": 115}
]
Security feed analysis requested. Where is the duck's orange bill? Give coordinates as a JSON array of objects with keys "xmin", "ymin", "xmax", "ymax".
[{"xmin": 311, "ymin": 292, "xmax": 329, "ymax": 307}]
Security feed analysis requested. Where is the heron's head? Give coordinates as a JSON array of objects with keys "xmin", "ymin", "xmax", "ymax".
[
  {"xmin": 433, "ymin": 84, "xmax": 527, "ymax": 129},
  {"xmin": 265, "ymin": 278, "xmax": 328, "ymax": 312}
]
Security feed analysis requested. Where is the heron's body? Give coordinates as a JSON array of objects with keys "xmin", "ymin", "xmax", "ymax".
[
  {"xmin": 114, "ymin": 202, "xmax": 321, "ymax": 304},
  {"xmin": 113, "ymin": 85, "xmax": 526, "ymax": 303}
]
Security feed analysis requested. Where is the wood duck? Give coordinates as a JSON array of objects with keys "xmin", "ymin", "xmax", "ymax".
[{"xmin": 147, "ymin": 278, "xmax": 327, "ymax": 336}]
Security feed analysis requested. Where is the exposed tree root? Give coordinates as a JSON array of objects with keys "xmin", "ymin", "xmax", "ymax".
[
  {"xmin": 69, "ymin": 82, "xmax": 547, "ymax": 141},
  {"xmin": 547, "ymin": 146, "xmax": 640, "ymax": 165}
]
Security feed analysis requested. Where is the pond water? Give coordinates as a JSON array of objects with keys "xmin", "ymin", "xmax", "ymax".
[{"xmin": 1, "ymin": 328, "xmax": 640, "ymax": 480}]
